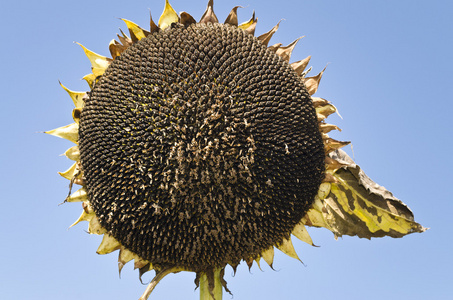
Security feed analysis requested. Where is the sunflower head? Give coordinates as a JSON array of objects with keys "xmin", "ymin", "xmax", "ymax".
[{"xmin": 46, "ymin": 0, "xmax": 425, "ymax": 298}]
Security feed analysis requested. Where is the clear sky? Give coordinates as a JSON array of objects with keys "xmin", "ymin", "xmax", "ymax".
[{"xmin": 1, "ymin": 0, "xmax": 451, "ymax": 299}]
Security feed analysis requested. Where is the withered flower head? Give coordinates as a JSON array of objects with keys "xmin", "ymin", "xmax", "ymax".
[{"xmin": 46, "ymin": 1, "xmax": 425, "ymax": 299}]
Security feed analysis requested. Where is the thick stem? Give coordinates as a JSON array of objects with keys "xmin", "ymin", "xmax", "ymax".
[{"xmin": 199, "ymin": 268, "xmax": 223, "ymax": 300}]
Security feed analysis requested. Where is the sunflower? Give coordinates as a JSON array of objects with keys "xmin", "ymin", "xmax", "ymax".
[{"xmin": 46, "ymin": 1, "xmax": 425, "ymax": 299}]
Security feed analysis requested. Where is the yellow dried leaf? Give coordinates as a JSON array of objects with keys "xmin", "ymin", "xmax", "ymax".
[{"xmin": 305, "ymin": 150, "xmax": 426, "ymax": 239}]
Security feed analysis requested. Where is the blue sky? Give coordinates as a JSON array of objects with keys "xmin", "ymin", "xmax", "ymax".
[{"xmin": 1, "ymin": 0, "xmax": 452, "ymax": 299}]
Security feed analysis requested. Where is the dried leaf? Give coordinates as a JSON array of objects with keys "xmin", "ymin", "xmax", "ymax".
[{"xmin": 305, "ymin": 149, "xmax": 426, "ymax": 239}]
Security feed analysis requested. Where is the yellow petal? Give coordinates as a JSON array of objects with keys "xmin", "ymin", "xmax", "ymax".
[
  {"xmin": 45, "ymin": 123, "xmax": 78, "ymax": 144},
  {"xmin": 58, "ymin": 162, "xmax": 78, "ymax": 180},
  {"xmin": 118, "ymin": 247, "xmax": 137, "ymax": 273},
  {"xmin": 238, "ymin": 11, "xmax": 255, "ymax": 30},
  {"xmin": 59, "ymin": 82, "xmax": 86, "ymax": 108},
  {"xmin": 82, "ymin": 73, "xmax": 96, "ymax": 89},
  {"xmin": 244, "ymin": 17, "xmax": 257, "ymax": 35},
  {"xmin": 275, "ymin": 37, "xmax": 304, "ymax": 63},
  {"xmin": 261, "ymin": 246, "xmax": 274, "ymax": 267},
  {"xmin": 121, "ymin": 19, "xmax": 150, "ymax": 42},
  {"xmin": 64, "ymin": 145, "xmax": 80, "ymax": 161},
  {"xmin": 276, "ymin": 237, "xmax": 300, "ymax": 261},
  {"xmin": 69, "ymin": 209, "xmax": 94, "ymax": 228},
  {"xmin": 67, "ymin": 187, "xmax": 87, "ymax": 203},
  {"xmin": 97, "ymin": 234, "xmax": 122, "ymax": 255},
  {"xmin": 76, "ymin": 42, "xmax": 111, "ymax": 73},
  {"xmin": 159, "ymin": 0, "xmax": 179, "ymax": 30},
  {"xmin": 88, "ymin": 215, "xmax": 107, "ymax": 235},
  {"xmin": 292, "ymin": 222, "xmax": 315, "ymax": 246}
]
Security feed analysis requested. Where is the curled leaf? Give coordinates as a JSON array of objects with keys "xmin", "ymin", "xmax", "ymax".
[{"xmin": 305, "ymin": 149, "xmax": 426, "ymax": 239}]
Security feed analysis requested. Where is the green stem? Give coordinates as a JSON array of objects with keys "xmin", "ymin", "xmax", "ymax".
[{"xmin": 199, "ymin": 268, "xmax": 223, "ymax": 300}]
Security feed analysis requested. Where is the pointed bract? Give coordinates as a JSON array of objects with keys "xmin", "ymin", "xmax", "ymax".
[
  {"xmin": 76, "ymin": 42, "xmax": 111, "ymax": 74},
  {"xmin": 267, "ymin": 43, "xmax": 282, "ymax": 53},
  {"xmin": 149, "ymin": 12, "xmax": 159, "ymax": 33},
  {"xmin": 303, "ymin": 65, "xmax": 327, "ymax": 95},
  {"xmin": 121, "ymin": 19, "xmax": 150, "ymax": 42},
  {"xmin": 257, "ymin": 21, "xmax": 281, "ymax": 46},
  {"xmin": 58, "ymin": 162, "xmax": 79, "ymax": 180},
  {"xmin": 224, "ymin": 6, "xmax": 241, "ymax": 26},
  {"xmin": 200, "ymin": 0, "xmax": 218, "ymax": 24},
  {"xmin": 276, "ymin": 237, "xmax": 300, "ymax": 261},
  {"xmin": 46, "ymin": 123, "xmax": 78, "ymax": 144},
  {"xmin": 59, "ymin": 82, "xmax": 86, "ymax": 108},
  {"xmin": 180, "ymin": 12, "xmax": 197, "ymax": 27},
  {"xmin": 261, "ymin": 246, "xmax": 274, "ymax": 267},
  {"xmin": 117, "ymin": 29, "xmax": 133, "ymax": 47},
  {"xmin": 69, "ymin": 209, "xmax": 94, "ymax": 228},
  {"xmin": 316, "ymin": 103, "xmax": 337, "ymax": 121},
  {"xmin": 109, "ymin": 39, "xmax": 126, "ymax": 59},
  {"xmin": 88, "ymin": 215, "xmax": 107, "ymax": 235},
  {"xmin": 292, "ymin": 222, "xmax": 315, "ymax": 246},
  {"xmin": 291, "ymin": 55, "xmax": 311, "ymax": 76},
  {"xmin": 64, "ymin": 145, "xmax": 80, "ymax": 161},
  {"xmin": 67, "ymin": 187, "xmax": 88, "ymax": 203},
  {"xmin": 97, "ymin": 234, "xmax": 122, "ymax": 255},
  {"xmin": 118, "ymin": 247, "xmax": 137, "ymax": 273},
  {"xmin": 82, "ymin": 73, "xmax": 96, "ymax": 89},
  {"xmin": 159, "ymin": 0, "xmax": 179, "ymax": 30},
  {"xmin": 275, "ymin": 37, "xmax": 304, "ymax": 62},
  {"xmin": 324, "ymin": 137, "xmax": 350, "ymax": 154},
  {"xmin": 319, "ymin": 123, "xmax": 341, "ymax": 134}
]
